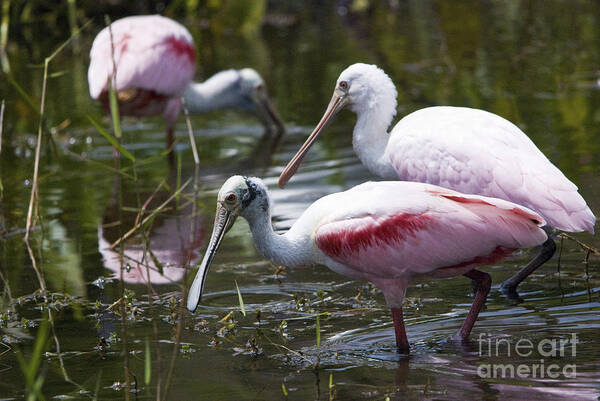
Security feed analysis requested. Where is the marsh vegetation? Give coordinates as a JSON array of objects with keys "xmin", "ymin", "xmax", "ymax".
[{"xmin": 0, "ymin": 1, "xmax": 599, "ymax": 400}]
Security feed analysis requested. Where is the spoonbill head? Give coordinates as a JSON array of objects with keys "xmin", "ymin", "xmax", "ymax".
[
  {"xmin": 186, "ymin": 175, "xmax": 267, "ymax": 309},
  {"xmin": 183, "ymin": 68, "xmax": 285, "ymax": 134},
  {"xmin": 278, "ymin": 63, "xmax": 396, "ymax": 187},
  {"xmin": 187, "ymin": 176, "xmax": 548, "ymax": 352}
]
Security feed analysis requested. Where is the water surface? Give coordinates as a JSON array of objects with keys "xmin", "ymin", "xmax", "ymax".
[{"xmin": 1, "ymin": 1, "xmax": 599, "ymax": 400}]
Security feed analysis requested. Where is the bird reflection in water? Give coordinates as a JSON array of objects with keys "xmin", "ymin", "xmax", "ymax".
[{"xmin": 98, "ymin": 173, "xmax": 205, "ymax": 288}]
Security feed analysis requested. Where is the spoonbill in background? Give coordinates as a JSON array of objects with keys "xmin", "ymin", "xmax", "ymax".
[
  {"xmin": 88, "ymin": 15, "xmax": 285, "ymax": 149},
  {"xmin": 187, "ymin": 176, "xmax": 547, "ymax": 352},
  {"xmin": 278, "ymin": 63, "xmax": 595, "ymax": 295}
]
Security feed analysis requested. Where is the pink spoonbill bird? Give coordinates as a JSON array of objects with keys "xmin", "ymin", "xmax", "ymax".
[
  {"xmin": 278, "ymin": 63, "xmax": 595, "ymax": 295},
  {"xmin": 187, "ymin": 176, "xmax": 547, "ymax": 352},
  {"xmin": 88, "ymin": 15, "xmax": 285, "ymax": 149}
]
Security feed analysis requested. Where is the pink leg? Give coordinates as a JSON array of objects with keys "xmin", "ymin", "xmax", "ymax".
[
  {"xmin": 457, "ymin": 269, "xmax": 491, "ymax": 340},
  {"xmin": 391, "ymin": 307, "xmax": 409, "ymax": 353}
]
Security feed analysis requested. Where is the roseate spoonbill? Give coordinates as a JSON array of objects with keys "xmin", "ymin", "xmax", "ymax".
[
  {"xmin": 278, "ymin": 63, "xmax": 595, "ymax": 294},
  {"xmin": 88, "ymin": 15, "xmax": 285, "ymax": 149},
  {"xmin": 187, "ymin": 176, "xmax": 547, "ymax": 352}
]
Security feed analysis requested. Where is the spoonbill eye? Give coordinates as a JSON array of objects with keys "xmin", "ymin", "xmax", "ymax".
[
  {"xmin": 226, "ymin": 193, "xmax": 237, "ymax": 203},
  {"xmin": 339, "ymin": 81, "xmax": 349, "ymax": 90}
]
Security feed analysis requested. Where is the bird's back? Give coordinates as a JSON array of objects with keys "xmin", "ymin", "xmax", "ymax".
[
  {"xmin": 387, "ymin": 106, "xmax": 595, "ymax": 233},
  {"xmin": 310, "ymin": 181, "xmax": 547, "ymax": 281},
  {"xmin": 88, "ymin": 15, "xmax": 196, "ymax": 100}
]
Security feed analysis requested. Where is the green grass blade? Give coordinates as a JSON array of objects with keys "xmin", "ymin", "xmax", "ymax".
[
  {"xmin": 118, "ymin": 150, "xmax": 170, "ymax": 173},
  {"xmin": 5, "ymin": 19, "xmax": 92, "ymax": 115},
  {"xmin": 148, "ymin": 247, "xmax": 164, "ymax": 275},
  {"xmin": 48, "ymin": 70, "xmax": 69, "ymax": 79},
  {"xmin": 45, "ymin": 19, "xmax": 92, "ymax": 63},
  {"xmin": 315, "ymin": 313, "xmax": 321, "ymax": 347},
  {"xmin": 28, "ymin": 314, "xmax": 50, "ymax": 382},
  {"xmin": 104, "ymin": 15, "xmax": 123, "ymax": 140},
  {"xmin": 15, "ymin": 350, "xmax": 29, "ymax": 383},
  {"xmin": 1, "ymin": 0, "xmax": 11, "ymax": 74},
  {"xmin": 176, "ymin": 151, "xmax": 182, "ymax": 201},
  {"xmin": 65, "ymin": 149, "xmax": 135, "ymax": 179},
  {"xmin": 66, "ymin": 0, "xmax": 81, "ymax": 55},
  {"xmin": 92, "ymin": 370, "xmax": 102, "ymax": 401},
  {"xmin": 235, "ymin": 280, "xmax": 246, "ymax": 316},
  {"xmin": 144, "ymin": 338, "xmax": 151, "ymax": 385},
  {"xmin": 108, "ymin": 81, "xmax": 122, "ymax": 139},
  {"xmin": 30, "ymin": 374, "xmax": 46, "ymax": 401},
  {"xmin": 87, "ymin": 115, "xmax": 135, "ymax": 162},
  {"xmin": 16, "ymin": 314, "xmax": 50, "ymax": 396},
  {"xmin": 6, "ymin": 76, "xmax": 38, "ymax": 114},
  {"xmin": 281, "ymin": 383, "xmax": 288, "ymax": 397}
]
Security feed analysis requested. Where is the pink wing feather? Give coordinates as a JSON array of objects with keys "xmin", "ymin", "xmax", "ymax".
[
  {"xmin": 388, "ymin": 106, "xmax": 595, "ymax": 233},
  {"xmin": 314, "ymin": 182, "xmax": 547, "ymax": 281},
  {"xmin": 88, "ymin": 15, "xmax": 196, "ymax": 100}
]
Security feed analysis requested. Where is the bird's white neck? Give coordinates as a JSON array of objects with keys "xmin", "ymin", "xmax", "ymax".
[
  {"xmin": 352, "ymin": 103, "xmax": 397, "ymax": 179},
  {"xmin": 243, "ymin": 206, "xmax": 313, "ymax": 268},
  {"xmin": 182, "ymin": 70, "xmax": 241, "ymax": 113},
  {"xmin": 183, "ymin": 82, "xmax": 233, "ymax": 113}
]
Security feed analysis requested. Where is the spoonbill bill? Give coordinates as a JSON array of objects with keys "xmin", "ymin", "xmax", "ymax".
[
  {"xmin": 187, "ymin": 176, "xmax": 547, "ymax": 352},
  {"xmin": 88, "ymin": 15, "xmax": 284, "ymax": 148},
  {"xmin": 278, "ymin": 63, "xmax": 595, "ymax": 294}
]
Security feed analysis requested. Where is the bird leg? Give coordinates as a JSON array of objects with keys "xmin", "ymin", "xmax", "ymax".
[
  {"xmin": 166, "ymin": 126, "xmax": 175, "ymax": 166},
  {"xmin": 166, "ymin": 126, "xmax": 175, "ymax": 151},
  {"xmin": 391, "ymin": 307, "xmax": 410, "ymax": 353},
  {"xmin": 457, "ymin": 269, "xmax": 491, "ymax": 341},
  {"xmin": 501, "ymin": 226, "xmax": 556, "ymax": 296}
]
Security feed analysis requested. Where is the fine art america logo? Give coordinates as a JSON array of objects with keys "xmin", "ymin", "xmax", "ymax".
[{"xmin": 477, "ymin": 333, "xmax": 577, "ymax": 379}]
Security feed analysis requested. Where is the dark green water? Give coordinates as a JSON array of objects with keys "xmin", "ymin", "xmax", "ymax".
[{"xmin": 1, "ymin": 1, "xmax": 599, "ymax": 400}]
